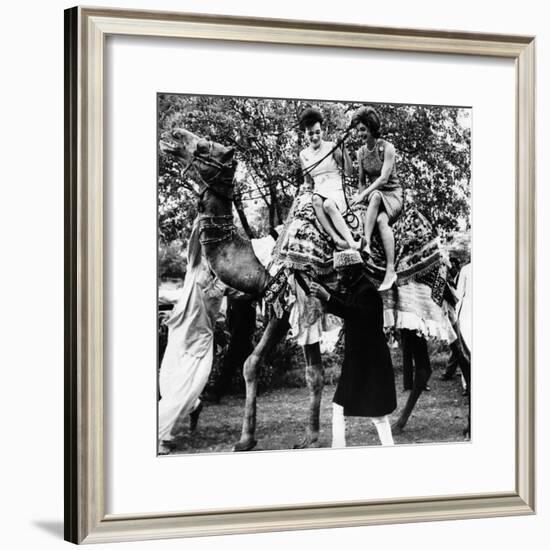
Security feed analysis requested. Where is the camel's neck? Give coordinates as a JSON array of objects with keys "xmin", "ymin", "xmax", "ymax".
[
  {"xmin": 200, "ymin": 191, "xmax": 270, "ymax": 297},
  {"xmin": 200, "ymin": 190, "xmax": 233, "ymax": 218}
]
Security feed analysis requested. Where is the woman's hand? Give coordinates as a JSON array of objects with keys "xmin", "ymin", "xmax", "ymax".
[
  {"xmin": 310, "ymin": 282, "xmax": 331, "ymax": 303},
  {"xmin": 350, "ymin": 190, "xmax": 367, "ymax": 207}
]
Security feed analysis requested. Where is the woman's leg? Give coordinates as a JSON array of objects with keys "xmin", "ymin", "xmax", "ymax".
[
  {"xmin": 361, "ymin": 192, "xmax": 383, "ymax": 251},
  {"xmin": 376, "ymin": 211, "xmax": 397, "ymax": 290},
  {"xmin": 312, "ymin": 195, "xmax": 347, "ymax": 249},
  {"xmin": 370, "ymin": 415, "xmax": 395, "ymax": 446},
  {"xmin": 332, "ymin": 403, "xmax": 346, "ymax": 448},
  {"xmin": 323, "ymin": 199, "xmax": 361, "ymax": 250}
]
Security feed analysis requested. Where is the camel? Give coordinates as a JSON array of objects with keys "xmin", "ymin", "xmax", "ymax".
[{"xmin": 159, "ymin": 127, "xmax": 469, "ymax": 450}]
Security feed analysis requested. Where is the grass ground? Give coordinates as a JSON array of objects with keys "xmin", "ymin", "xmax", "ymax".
[{"xmin": 165, "ymin": 372, "xmax": 469, "ymax": 455}]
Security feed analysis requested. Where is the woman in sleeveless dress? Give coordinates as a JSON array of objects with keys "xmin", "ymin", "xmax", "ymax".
[
  {"xmin": 351, "ymin": 106, "xmax": 403, "ymax": 291},
  {"xmin": 299, "ymin": 107, "xmax": 361, "ymax": 251}
]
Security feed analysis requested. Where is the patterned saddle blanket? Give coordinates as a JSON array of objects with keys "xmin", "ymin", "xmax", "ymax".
[
  {"xmin": 267, "ymin": 183, "xmax": 455, "ymax": 342},
  {"xmin": 271, "ymin": 183, "xmax": 447, "ymax": 301},
  {"xmin": 270, "ymin": 182, "xmax": 335, "ymax": 277}
]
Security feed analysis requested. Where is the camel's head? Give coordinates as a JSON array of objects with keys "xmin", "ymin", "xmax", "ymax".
[
  {"xmin": 160, "ymin": 128, "xmax": 235, "ymax": 169},
  {"xmin": 160, "ymin": 127, "xmax": 200, "ymax": 164},
  {"xmin": 160, "ymin": 128, "xmax": 236, "ymax": 199}
]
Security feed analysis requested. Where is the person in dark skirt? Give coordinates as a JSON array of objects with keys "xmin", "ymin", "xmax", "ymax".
[{"xmin": 310, "ymin": 249, "xmax": 397, "ymax": 447}]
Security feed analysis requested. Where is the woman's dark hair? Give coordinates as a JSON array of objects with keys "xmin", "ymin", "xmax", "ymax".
[
  {"xmin": 353, "ymin": 106, "xmax": 381, "ymax": 138},
  {"xmin": 299, "ymin": 107, "xmax": 324, "ymax": 131}
]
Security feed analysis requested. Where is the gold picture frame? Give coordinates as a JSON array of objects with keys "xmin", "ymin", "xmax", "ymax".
[{"xmin": 64, "ymin": 6, "xmax": 536, "ymax": 544}]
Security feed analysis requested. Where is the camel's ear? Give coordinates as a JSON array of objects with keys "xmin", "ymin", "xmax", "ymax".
[{"xmin": 221, "ymin": 147, "xmax": 235, "ymax": 163}]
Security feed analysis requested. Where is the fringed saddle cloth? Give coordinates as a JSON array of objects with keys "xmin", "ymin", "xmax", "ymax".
[
  {"xmin": 364, "ymin": 208, "xmax": 447, "ymax": 306},
  {"xmin": 270, "ymin": 183, "xmax": 447, "ymax": 300},
  {"xmin": 264, "ymin": 187, "xmax": 454, "ymax": 341}
]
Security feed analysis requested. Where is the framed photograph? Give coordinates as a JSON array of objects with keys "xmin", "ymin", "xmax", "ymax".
[{"xmin": 64, "ymin": 6, "xmax": 535, "ymax": 544}]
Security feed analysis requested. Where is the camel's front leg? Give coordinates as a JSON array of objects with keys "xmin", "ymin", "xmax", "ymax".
[
  {"xmin": 393, "ymin": 330, "xmax": 431, "ymax": 434},
  {"xmin": 233, "ymin": 312, "xmax": 289, "ymax": 451},
  {"xmin": 293, "ymin": 342, "xmax": 323, "ymax": 449}
]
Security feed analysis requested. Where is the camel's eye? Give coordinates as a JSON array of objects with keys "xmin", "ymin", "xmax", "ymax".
[
  {"xmin": 172, "ymin": 129, "xmax": 182, "ymax": 139},
  {"xmin": 196, "ymin": 139, "xmax": 210, "ymax": 154}
]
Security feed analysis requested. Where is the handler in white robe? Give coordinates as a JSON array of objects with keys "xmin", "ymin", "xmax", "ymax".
[
  {"xmin": 455, "ymin": 263, "xmax": 472, "ymax": 352},
  {"xmin": 158, "ymin": 224, "xmax": 225, "ymax": 446}
]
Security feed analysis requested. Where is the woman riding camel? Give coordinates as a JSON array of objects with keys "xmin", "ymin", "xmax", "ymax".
[
  {"xmin": 351, "ymin": 106, "xmax": 403, "ymax": 291},
  {"xmin": 299, "ymin": 107, "xmax": 361, "ymax": 251}
]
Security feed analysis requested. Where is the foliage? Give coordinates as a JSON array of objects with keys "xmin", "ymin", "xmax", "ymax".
[
  {"xmin": 158, "ymin": 94, "xmax": 471, "ymax": 250},
  {"xmin": 158, "ymin": 241, "xmax": 187, "ymax": 279},
  {"xmin": 371, "ymin": 104, "xmax": 471, "ymax": 232},
  {"xmin": 443, "ymin": 229, "xmax": 472, "ymax": 265},
  {"xmin": 158, "ymin": 167, "xmax": 199, "ymax": 244},
  {"xmin": 206, "ymin": 312, "xmax": 306, "ymax": 394}
]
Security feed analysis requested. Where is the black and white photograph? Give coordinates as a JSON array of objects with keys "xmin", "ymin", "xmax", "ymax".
[{"xmin": 157, "ymin": 94, "xmax": 472, "ymax": 455}]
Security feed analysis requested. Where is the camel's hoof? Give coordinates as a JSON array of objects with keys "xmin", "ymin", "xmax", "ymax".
[
  {"xmin": 293, "ymin": 436, "xmax": 320, "ymax": 449},
  {"xmin": 233, "ymin": 439, "xmax": 257, "ymax": 452},
  {"xmin": 392, "ymin": 422, "xmax": 405, "ymax": 435}
]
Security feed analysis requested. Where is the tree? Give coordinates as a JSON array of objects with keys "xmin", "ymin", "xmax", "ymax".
[{"xmin": 158, "ymin": 95, "xmax": 471, "ymax": 249}]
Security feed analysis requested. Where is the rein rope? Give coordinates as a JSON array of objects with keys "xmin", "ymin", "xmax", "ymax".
[
  {"xmin": 181, "ymin": 142, "xmax": 238, "ymax": 246},
  {"xmin": 338, "ymin": 138, "xmax": 361, "ymax": 232},
  {"xmin": 198, "ymin": 213, "xmax": 236, "ymax": 245},
  {"xmin": 300, "ymin": 125, "xmax": 353, "ymax": 179},
  {"xmin": 181, "ymin": 141, "xmax": 236, "ymax": 205}
]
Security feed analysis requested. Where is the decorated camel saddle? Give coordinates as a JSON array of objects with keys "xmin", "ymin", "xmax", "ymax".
[{"xmin": 269, "ymin": 181, "xmax": 455, "ymax": 343}]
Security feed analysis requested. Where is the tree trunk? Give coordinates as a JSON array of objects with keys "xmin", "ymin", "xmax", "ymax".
[{"xmin": 268, "ymin": 181, "xmax": 278, "ymax": 231}]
